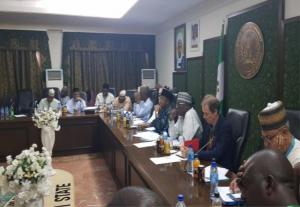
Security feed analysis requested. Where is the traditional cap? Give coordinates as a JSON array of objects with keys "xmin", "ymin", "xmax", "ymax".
[
  {"xmin": 160, "ymin": 88, "xmax": 174, "ymax": 102},
  {"xmin": 119, "ymin": 90, "xmax": 126, "ymax": 97},
  {"xmin": 177, "ymin": 92, "xmax": 192, "ymax": 104},
  {"xmin": 258, "ymin": 101, "xmax": 287, "ymax": 131},
  {"xmin": 48, "ymin": 88, "xmax": 55, "ymax": 97}
]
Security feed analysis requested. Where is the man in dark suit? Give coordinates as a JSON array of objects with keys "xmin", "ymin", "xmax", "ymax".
[{"xmin": 198, "ymin": 95, "xmax": 235, "ymax": 171}]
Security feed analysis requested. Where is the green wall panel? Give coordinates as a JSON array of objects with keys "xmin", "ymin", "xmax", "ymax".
[
  {"xmin": 284, "ymin": 20, "xmax": 300, "ymax": 109},
  {"xmin": 187, "ymin": 57, "xmax": 204, "ymax": 113},
  {"xmin": 173, "ymin": 72, "xmax": 187, "ymax": 91},
  {"xmin": 203, "ymin": 37, "xmax": 220, "ymax": 95},
  {"xmin": 226, "ymin": 0, "xmax": 280, "ymax": 159}
]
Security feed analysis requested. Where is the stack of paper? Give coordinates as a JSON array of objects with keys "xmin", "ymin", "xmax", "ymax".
[
  {"xmin": 217, "ymin": 187, "xmax": 242, "ymax": 205},
  {"xmin": 150, "ymin": 154, "xmax": 183, "ymax": 165},
  {"xmin": 145, "ymin": 127, "xmax": 155, "ymax": 131},
  {"xmin": 204, "ymin": 166, "xmax": 229, "ymax": 182},
  {"xmin": 133, "ymin": 131, "xmax": 160, "ymax": 141},
  {"xmin": 132, "ymin": 118, "xmax": 145, "ymax": 126},
  {"xmin": 133, "ymin": 141, "xmax": 156, "ymax": 148}
]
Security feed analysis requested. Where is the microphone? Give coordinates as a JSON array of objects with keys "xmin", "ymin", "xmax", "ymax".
[{"xmin": 195, "ymin": 137, "xmax": 214, "ymax": 155}]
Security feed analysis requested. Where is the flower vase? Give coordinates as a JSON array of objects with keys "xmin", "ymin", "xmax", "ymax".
[
  {"xmin": 41, "ymin": 126, "xmax": 55, "ymax": 155},
  {"xmin": 14, "ymin": 196, "xmax": 44, "ymax": 207}
]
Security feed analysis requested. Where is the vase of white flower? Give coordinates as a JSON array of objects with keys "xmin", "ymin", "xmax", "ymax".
[
  {"xmin": 41, "ymin": 126, "xmax": 55, "ymax": 155},
  {"xmin": 0, "ymin": 144, "xmax": 52, "ymax": 207},
  {"xmin": 32, "ymin": 108, "xmax": 61, "ymax": 156}
]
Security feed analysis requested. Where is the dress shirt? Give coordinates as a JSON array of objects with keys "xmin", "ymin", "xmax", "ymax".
[
  {"xmin": 133, "ymin": 98, "xmax": 153, "ymax": 121},
  {"xmin": 38, "ymin": 98, "xmax": 61, "ymax": 111},
  {"xmin": 95, "ymin": 92, "xmax": 115, "ymax": 108},
  {"xmin": 168, "ymin": 107, "xmax": 203, "ymax": 141},
  {"xmin": 66, "ymin": 98, "xmax": 86, "ymax": 113}
]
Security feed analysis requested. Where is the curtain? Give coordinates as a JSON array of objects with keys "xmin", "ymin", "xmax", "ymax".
[
  {"xmin": 0, "ymin": 50, "xmax": 43, "ymax": 100},
  {"xmin": 0, "ymin": 30, "xmax": 51, "ymax": 101},
  {"xmin": 62, "ymin": 32, "xmax": 155, "ymax": 96}
]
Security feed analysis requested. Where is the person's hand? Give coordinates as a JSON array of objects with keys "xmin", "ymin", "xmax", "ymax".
[
  {"xmin": 169, "ymin": 109, "xmax": 177, "ymax": 121},
  {"xmin": 154, "ymin": 105, "xmax": 160, "ymax": 118},
  {"xmin": 229, "ymin": 178, "xmax": 240, "ymax": 193},
  {"xmin": 180, "ymin": 144, "xmax": 188, "ymax": 158}
]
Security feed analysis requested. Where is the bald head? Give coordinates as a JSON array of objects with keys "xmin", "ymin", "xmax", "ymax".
[
  {"xmin": 238, "ymin": 149, "xmax": 297, "ymax": 206},
  {"xmin": 107, "ymin": 186, "xmax": 164, "ymax": 207}
]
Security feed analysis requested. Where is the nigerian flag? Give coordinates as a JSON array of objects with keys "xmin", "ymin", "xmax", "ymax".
[{"xmin": 216, "ymin": 22, "xmax": 225, "ymax": 116}]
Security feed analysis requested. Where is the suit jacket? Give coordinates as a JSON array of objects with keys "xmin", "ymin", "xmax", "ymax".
[{"xmin": 198, "ymin": 116, "xmax": 235, "ymax": 171}]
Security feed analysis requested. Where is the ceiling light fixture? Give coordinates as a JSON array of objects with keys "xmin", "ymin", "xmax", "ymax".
[{"xmin": 36, "ymin": 0, "xmax": 138, "ymax": 19}]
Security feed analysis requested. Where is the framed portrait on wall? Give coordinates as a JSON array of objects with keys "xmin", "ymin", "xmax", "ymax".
[
  {"xmin": 174, "ymin": 24, "xmax": 186, "ymax": 71},
  {"xmin": 189, "ymin": 20, "xmax": 200, "ymax": 51}
]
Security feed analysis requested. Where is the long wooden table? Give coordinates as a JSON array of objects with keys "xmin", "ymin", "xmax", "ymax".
[
  {"xmin": 0, "ymin": 113, "xmax": 227, "ymax": 206},
  {"xmin": 0, "ymin": 113, "xmax": 101, "ymax": 160},
  {"xmin": 98, "ymin": 113, "xmax": 226, "ymax": 206}
]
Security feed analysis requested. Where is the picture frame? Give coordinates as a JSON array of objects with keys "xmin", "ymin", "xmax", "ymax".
[
  {"xmin": 174, "ymin": 24, "xmax": 186, "ymax": 71},
  {"xmin": 189, "ymin": 20, "xmax": 200, "ymax": 51}
]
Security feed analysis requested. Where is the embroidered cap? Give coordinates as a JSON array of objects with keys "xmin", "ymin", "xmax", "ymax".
[
  {"xmin": 119, "ymin": 90, "xmax": 126, "ymax": 97},
  {"xmin": 48, "ymin": 88, "xmax": 55, "ymax": 97},
  {"xmin": 177, "ymin": 92, "xmax": 192, "ymax": 104},
  {"xmin": 258, "ymin": 101, "xmax": 287, "ymax": 131}
]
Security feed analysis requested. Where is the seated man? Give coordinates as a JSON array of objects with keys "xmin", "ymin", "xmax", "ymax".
[
  {"xmin": 95, "ymin": 83, "xmax": 115, "ymax": 109},
  {"xmin": 231, "ymin": 101, "xmax": 300, "ymax": 194},
  {"xmin": 168, "ymin": 92, "xmax": 202, "ymax": 141},
  {"xmin": 236, "ymin": 149, "xmax": 298, "ymax": 206},
  {"xmin": 133, "ymin": 86, "xmax": 153, "ymax": 121},
  {"xmin": 198, "ymin": 95, "xmax": 235, "ymax": 171},
  {"xmin": 66, "ymin": 88, "xmax": 86, "ymax": 114},
  {"xmin": 148, "ymin": 87, "xmax": 174, "ymax": 134},
  {"xmin": 107, "ymin": 186, "xmax": 164, "ymax": 207},
  {"xmin": 38, "ymin": 88, "xmax": 60, "ymax": 111},
  {"xmin": 113, "ymin": 90, "xmax": 132, "ymax": 111}
]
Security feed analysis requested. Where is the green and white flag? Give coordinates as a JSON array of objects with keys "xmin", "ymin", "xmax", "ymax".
[{"xmin": 216, "ymin": 21, "xmax": 225, "ymax": 116}]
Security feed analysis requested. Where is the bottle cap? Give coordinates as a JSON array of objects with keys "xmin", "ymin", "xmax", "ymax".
[
  {"xmin": 214, "ymin": 192, "xmax": 220, "ymax": 198},
  {"xmin": 177, "ymin": 194, "xmax": 184, "ymax": 201}
]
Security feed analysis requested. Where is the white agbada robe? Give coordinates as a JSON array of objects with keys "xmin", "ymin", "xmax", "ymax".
[{"xmin": 169, "ymin": 107, "xmax": 203, "ymax": 141}]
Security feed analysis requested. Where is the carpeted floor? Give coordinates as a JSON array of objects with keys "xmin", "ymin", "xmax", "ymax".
[{"xmin": 52, "ymin": 153, "xmax": 117, "ymax": 207}]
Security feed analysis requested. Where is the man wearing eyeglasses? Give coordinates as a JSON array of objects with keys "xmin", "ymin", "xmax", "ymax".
[
  {"xmin": 231, "ymin": 101, "xmax": 300, "ymax": 195},
  {"xmin": 197, "ymin": 95, "xmax": 235, "ymax": 171},
  {"xmin": 236, "ymin": 149, "xmax": 298, "ymax": 206}
]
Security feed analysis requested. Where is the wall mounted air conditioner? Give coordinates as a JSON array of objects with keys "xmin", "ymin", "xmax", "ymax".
[
  {"xmin": 45, "ymin": 69, "xmax": 63, "ymax": 90},
  {"xmin": 141, "ymin": 69, "xmax": 157, "ymax": 88}
]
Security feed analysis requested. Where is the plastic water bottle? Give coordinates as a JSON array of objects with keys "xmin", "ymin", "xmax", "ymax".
[
  {"xmin": 211, "ymin": 192, "xmax": 222, "ymax": 207},
  {"xmin": 210, "ymin": 159, "xmax": 219, "ymax": 198},
  {"xmin": 187, "ymin": 145, "xmax": 194, "ymax": 175},
  {"xmin": 175, "ymin": 194, "xmax": 186, "ymax": 207}
]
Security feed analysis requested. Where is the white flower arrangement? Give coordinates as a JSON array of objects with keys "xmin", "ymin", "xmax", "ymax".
[
  {"xmin": 0, "ymin": 144, "xmax": 52, "ymax": 205},
  {"xmin": 32, "ymin": 108, "xmax": 61, "ymax": 131}
]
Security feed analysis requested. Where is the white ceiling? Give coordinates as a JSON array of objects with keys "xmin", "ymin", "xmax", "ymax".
[{"xmin": 0, "ymin": 0, "xmax": 209, "ymax": 29}]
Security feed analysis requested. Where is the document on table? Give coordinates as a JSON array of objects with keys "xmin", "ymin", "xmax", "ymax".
[
  {"xmin": 133, "ymin": 131, "xmax": 160, "ymax": 141},
  {"xmin": 132, "ymin": 118, "xmax": 145, "ymax": 126},
  {"xmin": 133, "ymin": 141, "xmax": 156, "ymax": 148},
  {"xmin": 150, "ymin": 154, "xmax": 183, "ymax": 165},
  {"xmin": 145, "ymin": 127, "xmax": 155, "ymax": 131},
  {"xmin": 14, "ymin": 114, "xmax": 27, "ymax": 118},
  {"xmin": 204, "ymin": 166, "xmax": 229, "ymax": 182},
  {"xmin": 217, "ymin": 187, "xmax": 242, "ymax": 205}
]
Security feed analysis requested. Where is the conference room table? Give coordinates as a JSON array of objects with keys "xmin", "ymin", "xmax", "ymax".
[
  {"xmin": 99, "ymin": 113, "xmax": 231, "ymax": 206},
  {"xmin": 0, "ymin": 112, "xmax": 231, "ymax": 206}
]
